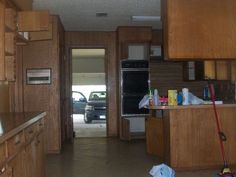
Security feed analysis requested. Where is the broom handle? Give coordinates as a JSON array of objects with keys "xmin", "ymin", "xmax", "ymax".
[{"xmin": 209, "ymin": 83, "xmax": 227, "ymax": 166}]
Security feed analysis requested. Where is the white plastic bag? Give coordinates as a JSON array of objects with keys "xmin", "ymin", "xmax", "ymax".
[
  {"xmin": 139, "ymin": 94, "xmax": 149, "ymax": 109},
  {"xmin": 188, "ymin": 92, "xmax": 204, "ymax": 105},
  {"xmin": 149, "ymin": 164, "xmax": 175, "ymax": 177}
]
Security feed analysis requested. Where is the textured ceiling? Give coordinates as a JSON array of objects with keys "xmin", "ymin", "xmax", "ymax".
[{"xmin": 33, "ymin": 0, "xmax": 161, "ymax": 31}]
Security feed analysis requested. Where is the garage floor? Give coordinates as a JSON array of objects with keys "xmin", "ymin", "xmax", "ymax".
[
  {"xmin": 46, "ymin": 138, "xmax": 225, "ymax": 177},
  {"xmin": 73, "ymin": 114, "xmax": 106, "ymax": 138}
]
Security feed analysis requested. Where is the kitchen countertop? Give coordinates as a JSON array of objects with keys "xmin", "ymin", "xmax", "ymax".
[
  {"xmin": 148, "ymin": 103, "xmax": 236, "ymax": 110},
  {"xmin": 0, "ymin": 112, "xmax": 46, "ymax": 143}
]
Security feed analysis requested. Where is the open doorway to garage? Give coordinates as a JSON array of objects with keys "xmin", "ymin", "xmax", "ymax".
[{"xmin": 72, "ymin": 48, "xmax": 107, "ymax": 138}]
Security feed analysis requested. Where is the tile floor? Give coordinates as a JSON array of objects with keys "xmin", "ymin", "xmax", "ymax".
[{"xmin": 46, "ymin": 138, "xmax": 228, "ymax": 177}]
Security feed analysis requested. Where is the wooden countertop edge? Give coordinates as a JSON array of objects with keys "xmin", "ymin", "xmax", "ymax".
[
  {"xmin": 0, "ymin": 112, "xmax": 46, "ymax": 144},
  {"xmin": 147, "ymin": 104, "xmax": 236, "ymax": 110}
]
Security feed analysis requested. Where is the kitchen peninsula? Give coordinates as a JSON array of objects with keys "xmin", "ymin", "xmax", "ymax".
[
  {"xmin": 145, "ymin": 104, "xmax": 236, "ymax": 170},
  {"xmin": 0, "ymin": 112, "xmax": 46, "ymax": 177}
]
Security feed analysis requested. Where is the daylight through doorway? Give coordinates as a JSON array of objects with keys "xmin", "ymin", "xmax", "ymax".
[{"xmin": 72, "ymin": 48, "xmax": 106, "ymax": 138}]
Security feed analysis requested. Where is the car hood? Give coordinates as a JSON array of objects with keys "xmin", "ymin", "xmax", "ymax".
[{"xmin": 87, "ymin": 101, "xmax": 106, "ymax": 107}]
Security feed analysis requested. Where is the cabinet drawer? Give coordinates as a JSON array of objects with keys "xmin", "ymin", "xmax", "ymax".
[
  {"xmin": 7, "ymin": 132, "xmax": 24, "ymax": 157},
  {"xmin": 0, "ymin": 143, "xmax": 6, "ymax": 167},
  {"xmin": 25, "ymin": 123, "xmax": 37, "ymax": 143}
]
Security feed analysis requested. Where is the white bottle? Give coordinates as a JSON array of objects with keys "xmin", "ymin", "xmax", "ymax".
[
  {"xmin": 153, "ymin": 89, "xmax": 159, "ymax": 106},
  {"xmin": 182, "ymin": 88, "xmax": 189, "ymax": 105}
]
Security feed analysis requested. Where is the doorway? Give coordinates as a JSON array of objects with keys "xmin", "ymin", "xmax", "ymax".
[{"xmin": 71, "ymin": 48, "xmax": 107, "ymax": 138}]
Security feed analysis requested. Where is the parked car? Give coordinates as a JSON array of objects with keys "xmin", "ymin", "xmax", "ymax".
[
  {"xmin": 72, "ymin": 91, "xmax": 87, "ymax": 114},
  {"xmin": 84, "ymin": 91, "xmax": 106, "ymax": 123}
]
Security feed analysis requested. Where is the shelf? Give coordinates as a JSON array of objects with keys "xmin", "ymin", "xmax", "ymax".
[
  {"xmin": 16, "ymin": 33, "xmax": 28, "ymax": 45},
  {"xmin": 5, "ymin": 32, "xmax": 15, "ymax": 55},
  {"xmin": 5, "ymin": 56, "xmax": 15, "ymax": 81},
  {"xmin": 5, "ymin": 8, "xmax": 16, "ymax": 32}
]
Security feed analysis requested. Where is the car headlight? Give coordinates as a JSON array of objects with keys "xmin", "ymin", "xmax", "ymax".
[{"xmin": 85, "ymin": 105, "xmax": 94, "ymax": 110}]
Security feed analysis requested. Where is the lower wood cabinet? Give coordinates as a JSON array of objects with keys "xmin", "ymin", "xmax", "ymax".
[
  {"xmin": 8, "ymin": 150, "xmax": 25, "ymax": 177},
  {"xmin": 0, "ymin": 167, "xmax": 12, "ymax": 177},
  {"xmin": 25, "ymin": 138, "xmax": 37, "ymax": 177},
  {"xmin": 0, "ymin": 118, "xmax": 45, "ymax": 177}
]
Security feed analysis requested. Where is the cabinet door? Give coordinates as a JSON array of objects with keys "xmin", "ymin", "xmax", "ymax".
[
  {"xmin": 24, "ymin": 139, "xmax": 37, "ymax": 177},
  {"xmin": 204, "ymin": 61, "xmax": 216, "ymax": 80},
  {"xmin": 163, "ymin": 0, "xmax": 236, "ymax": 59},
  {"xmin": 145, "ymin": 117, "xmax": 164, "ymax": 157},
  {"xmin": 8, "ymin": 150, "xmax": 25, "ymax": 177},
  {"xmin": 0, "ymin": 1, "xmax": 5, "ymax": 80},
  {"xmin": 17, "ymin": 11, "xmax": 50, "ymax": 32},
  {"xmin": 231, "ymin": 61, "xmax": 236, "ymax": 82},
  {"xmin": 216, "ymin": 61, "xmax": 230, "ymax": 80},
  {"xmin": 29, "ymin": 23, "xmax": 53, "ymax": 41},
  {"xmin": 35, "ymin": 133, "xmax": 45, "ymax": 177}
]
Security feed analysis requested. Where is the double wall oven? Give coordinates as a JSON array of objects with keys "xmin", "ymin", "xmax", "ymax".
[{"xmin": 120, "ymin": 60, "xmax": 149, "ymax": 117}]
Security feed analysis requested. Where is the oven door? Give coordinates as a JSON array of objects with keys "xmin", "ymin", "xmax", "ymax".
[
  {"xmin": 121, "ymin": 69, "xmax": 149, "ymax": 95},
  {"xmin": 121, "ymin": 94, "xmax": 149, "ymax": 116}
]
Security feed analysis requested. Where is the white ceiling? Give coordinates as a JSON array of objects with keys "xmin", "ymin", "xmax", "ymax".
[{"xmin": 33, "ymin": 0, "xmax": 161, "ymax": 31}]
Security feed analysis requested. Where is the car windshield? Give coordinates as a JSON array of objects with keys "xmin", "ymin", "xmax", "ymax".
[
  {"xmin": 89, "ymin": 91, "xmax": 106, "ymax": 101},
  {"xmin": 72, "ymin": 92, "xmax": 86, "ymax": 102}
]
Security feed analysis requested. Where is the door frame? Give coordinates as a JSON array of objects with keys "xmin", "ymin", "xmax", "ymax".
[{"xmin": 69, "ymin": 46, "xmax": 109, "ymax": 137}]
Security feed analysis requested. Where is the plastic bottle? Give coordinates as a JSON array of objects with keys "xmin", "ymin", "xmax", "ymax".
[
  {"xmin": 149, "ymin": 89, "xmax": 154, "ymax": 106},
  {"xmin": 182, "ymin": 88, "xmax": 189, "ymax": 105},
  {"xmin": 153, "ymin": 89, "xmax": 159, "ymax": 106}
]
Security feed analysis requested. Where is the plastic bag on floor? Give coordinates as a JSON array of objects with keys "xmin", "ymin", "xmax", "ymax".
[{"xmin": 149, "ymin": 164, "xmax": 175, "ymax": 177}]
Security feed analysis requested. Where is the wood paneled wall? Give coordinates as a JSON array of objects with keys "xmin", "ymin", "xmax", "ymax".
[
  {"xmin": 65, "ymin": 31, "xmax": 118, "ymax": 137},
  {"xmin": 22, "ymin": 16, "xmax": 63, "ymax": 153},
  {"xmin": 150, "ymin": 61, "xmax": 207, "ymax": 97},
  {"xmin": 0, "ymin": 81, "xmax": 10, "ymax": 112}
]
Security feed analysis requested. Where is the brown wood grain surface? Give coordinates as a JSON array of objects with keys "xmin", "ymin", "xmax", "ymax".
[
  {"xmin": 65, "ymin": 31, "xmax": 118, "ymax": 137},
  {"xmin": 163, "ymin": 0, "xmax": 236, "ymax": 59},
  {"xmin": 22, "ymin": 16, "xmax": 62, "ymax": 153},
  {"xmin": 0, "ymin": 81, "xmax": 9, "ymax": 112},
  {"xmin": 0, "ymin": 1, "xmax": 5, "ymax": 80},
  {"xmin": 146, "ymin": 106, "xmax": 236, "ymax": 170}
]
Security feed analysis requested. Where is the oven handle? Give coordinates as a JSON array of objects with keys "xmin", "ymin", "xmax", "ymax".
[{"xmin": 121, "ymin": 68, "xmax": 149, "ymax": 71}]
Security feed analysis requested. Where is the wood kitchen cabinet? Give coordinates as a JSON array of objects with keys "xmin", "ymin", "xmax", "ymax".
[
  {"xmin": 163, "ymin": 0, "xmax": 236, "ymax": 60},
  {"xmin": 0, "ymin": 168, "xmax": 12, "ymax": 177},
  {"xmin": 17, "ymin": 11, "xmax": 50, "ymax": 32},
  {"xmin": 8, "ymin": 150, "xmax": 26, "ymax": 177},
  {"xmin": 0, "ymin": 112, "xmax": 46, "ymax": 177},
  {"xmin": 231, "ymin": 61, "xmax": 236, "ymax": 82},
  {"xmin": 183, "ymin": 60, "xmax": 232, "ymax": 81},
  {"xmin": 0, "ymin": 0, "xmax": 16, "ymax": 81},
  {"xmin": 7, "ymin": 131, "xmax": 26, "ymax": 177},
  {"xmin": 0, "ymin": 1, "xmax": 5, "ymax": 80}
]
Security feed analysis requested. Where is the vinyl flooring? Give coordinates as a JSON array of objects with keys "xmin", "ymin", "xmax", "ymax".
[{"xmin": 46, "ymin": 138, "xmax": 224, "ymax": 177}]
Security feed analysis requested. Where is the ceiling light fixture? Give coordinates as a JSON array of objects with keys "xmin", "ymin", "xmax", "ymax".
[{"xmin": 131, "ymin": 16, "xmax": 161, "ymax": 22}]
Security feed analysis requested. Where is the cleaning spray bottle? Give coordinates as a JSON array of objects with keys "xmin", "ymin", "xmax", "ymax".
[{"xmin": 153, "ymin": 89, "xmax": 159, "ymax": 106}]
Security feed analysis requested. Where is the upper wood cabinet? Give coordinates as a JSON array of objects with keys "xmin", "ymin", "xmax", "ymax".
[
  {"xmin": 163, "ymin": 0, "xmax": 236, "ymax": 60},
  {"xmin": 204, "ymin": 61, "xmax": 216, "ymax": 80},
  {"xmin": 0, "ymin": 1, "xmax": 16, "ymax": 81},
  {"xmin": 0, "ymin": 1, "xmax": 5, "ymax": 80},
  {"xmin": 17, "ymin": 11, "xmax": 50, "ymax": 32}
]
